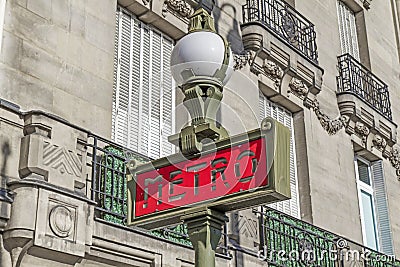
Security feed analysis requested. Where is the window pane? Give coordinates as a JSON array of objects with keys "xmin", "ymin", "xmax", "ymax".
[
  {"xmin": 360, "ymin": 190, "xmax": 378, "ymax": 250},
  {"xmin": 357, "ymin": 160, "xmax": 370, "ymax": 185}
]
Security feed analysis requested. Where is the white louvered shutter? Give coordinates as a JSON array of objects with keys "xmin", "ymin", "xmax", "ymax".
[
  {"xmin": 337, "ymin": 1, "xmax": 360, "ymax": 60},
  {"xmin": 371, "ymin": 161, "xmax": 394, "ymax": 255},
  {"xmin": 149, "ymin": 31, "xmax": 163, "ymax": 158},
  {"xmin": 112, "ymin": 8, "xmax": 175, "ymax": 159},
  {"xmin": 128, "ymin": 18, "xmax": 141, "ymax": 151},
  {"xmin": 111, "ymin": 11, "xmax": 119, "ymax": 142},
  {"xmin": 161, "ymin": 38, "xmax": 175, "ymax": 156},
  {"xmin": 259, "ymin": 91, "xmax": 300, "ymax": 218},
  {"xmin": 112, "ymin": 10, "xmax": 131, "ymax": 146}
]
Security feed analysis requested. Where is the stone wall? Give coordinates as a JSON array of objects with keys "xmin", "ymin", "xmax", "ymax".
[
  {"xmin": 0, "ymin": 0, "xmax": 399, "ymax": 265},
  {"xmin": 0, "ymin": 0, "xmax": 117, "ymax": 137}
]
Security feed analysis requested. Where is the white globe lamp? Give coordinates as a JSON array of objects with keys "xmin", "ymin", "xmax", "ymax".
[{"xmin": 171, "ymin": 31, "xmax": 234, "ymax": 87}]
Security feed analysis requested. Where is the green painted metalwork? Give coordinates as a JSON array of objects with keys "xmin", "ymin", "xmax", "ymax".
[
  {"xmin": 258, "ymin": 207, "xmax": 400, "ymax": 267},
  {"xmin": 93, "ymin": 145, "xmax": 192, "ymax": 246},
  {"xmin": 150, "ymin": 224, "xmax": 192, "ymax": 246}
]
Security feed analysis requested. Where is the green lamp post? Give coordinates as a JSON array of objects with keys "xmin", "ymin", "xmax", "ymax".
[{"xmin": 169, "ymin": 2, "xmax": 234, "ymax": 266}]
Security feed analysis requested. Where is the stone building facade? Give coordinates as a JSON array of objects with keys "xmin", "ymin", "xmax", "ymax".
[{"xmin": 0, "ymin": 0, "xmax": 400, "ymax": 266}]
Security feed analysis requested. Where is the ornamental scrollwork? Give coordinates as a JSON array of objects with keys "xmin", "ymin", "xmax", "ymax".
[
  {"xmin": 288, "ymin": 77, "xmax": 308, "ymax": 99},
  {"xmin": 310, "ymin": 99, "xmax": 348, "ymax": 135},
  {"xmin": 233, "ymin": 51, "xmax": 254, "ymax": 71},
  {"xmin": 387, "ymin": 148, "xmax": 400, "ymax": 179},
  {"xmin": 162, "ymin": 0, "xmax": 193, "ymax": 18},
  {"xmin": 280, "ymin": 10, "xmax": 297, "ymax": 44},
  {"xmin": 354, "ymin": 122, "xmax": 370, "ymax": 144}
]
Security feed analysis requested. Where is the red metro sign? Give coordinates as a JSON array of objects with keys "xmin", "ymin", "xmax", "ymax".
[
  {"xmin": 127, "ymin": 118, "xmax": 291, "ymax": 229},
  {"xmin": 135, "ymin": 138, "xmax": 266, "ymax": 217}
]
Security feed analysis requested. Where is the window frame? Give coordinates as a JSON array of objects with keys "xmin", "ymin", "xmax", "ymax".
[{"xmin": 354, "ymin": 156, "xmax": 380, "ymax": 251}]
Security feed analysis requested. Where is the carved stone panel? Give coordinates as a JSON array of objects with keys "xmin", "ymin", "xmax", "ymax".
[
  {"xmin": 162, "ymin": 0, "xmax": 195, "ymax": 19},
  {"xmin": 49, "ymin": 205, "xmax": 75, "ymax": 238},
  {"xmin": 19, "ymin": 113, "xmax": 87, "ymax": 191},
  {"xmin": 42, "ymin": 142, "xmax": 82, "ymax": 178},
  {"xmin": 229, "ymin": 210, "xmax": 259, "ymax": 250},
  {"xmin": 34, "ymin": 188, "xmax": 93, "ymax": 259}
]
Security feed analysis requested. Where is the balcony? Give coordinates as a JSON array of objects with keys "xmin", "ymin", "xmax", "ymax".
[
  {"xmin": 258, "ymin": 207, "xmax": 400, "ymax": 267},
  {"xmin": 87, "ymin": 135, "xmax": 227, "ymax": 249},
  {"xmin": 240, "ymin": 0, "xmax": 323, "ymax": 105},
  {"xmin": 336, "ymin": 54, "xmax": 397, "ymax": 154},
  {"xmin": 337, "ymin": 54, "xmax": 392, "ymax": 121},
  {"xmin": 242, "ymin": 0, "xmax": 318, "ymax": 64}
]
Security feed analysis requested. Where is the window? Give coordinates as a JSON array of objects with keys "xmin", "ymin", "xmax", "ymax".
[
  {"xmin": 337, "ymin": 0, "xmax": 360, "ymax": 60},
  {"xmin": 259, "ymin": 91, "xmax": 300, "ymax": 218},
  {"xmin": 112, "ymin": 7, "xmax": 175, "ymax": 159},
  {"xmin": 354, "ymin": 157, "xmax": 394, "ymax": 254}
]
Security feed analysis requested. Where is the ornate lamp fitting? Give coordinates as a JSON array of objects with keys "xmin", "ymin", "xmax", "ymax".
[{"xmin": 170, "ymin": 7, "xmax": 233, "ymax": 155}]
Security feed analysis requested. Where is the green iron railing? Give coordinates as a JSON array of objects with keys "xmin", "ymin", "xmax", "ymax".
[
  {"xmin": 87, "ymin": 135, "xmax": 399, "ymax": 264},
  {"xmin": 257, "ymin": 207, "xmax": 400, "ymax": 267},
  {"xmin": 87, "ymin": 136, "xmax": 195, "ymax": 247}
]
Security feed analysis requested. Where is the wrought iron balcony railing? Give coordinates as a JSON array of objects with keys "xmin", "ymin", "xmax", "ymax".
[
  {"xmin": 257, "ymin": 207, "xmax": 400, "ymax": 267},
  {"xmin": 87, "ymin": 134, "xmax": 398, "ymax": 264},
  {"xmin": 87, "ymin": 134, "xmax": 229, "ymax": 251},
  {"xmin": 242, "ymin": 0, "xmax": 318, "ymax": 63},
  {"xmin": 337, "ymin": 53, "xmax": 393, "ymax": 121}
]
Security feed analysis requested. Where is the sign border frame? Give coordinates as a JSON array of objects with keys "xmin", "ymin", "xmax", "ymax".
[{"xmin": 126, "ymin": 117, "xmax": 290, "ymax": 229}]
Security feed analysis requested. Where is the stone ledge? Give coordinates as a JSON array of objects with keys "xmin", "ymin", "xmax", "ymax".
[
  {"xmin": 240, "ymin": 23, "xmax": 323, "ymax": 97},
  {"xmin": 117, "ymin": 0, "xmax": 189, "ymax": 40},
  {"xmin": 337, "ymin": 92, "xmax": 397, "ymax": 155}
]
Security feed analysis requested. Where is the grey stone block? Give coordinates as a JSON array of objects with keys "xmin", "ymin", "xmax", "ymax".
[
  {"xmin": 27, "ymin": 0, "xmax": 51, "ymax": 19},
  {"xmin": 51, "ymin": 0, "xmax": 71, "ymax": 30},
  {"xmin": 84, "ymin": 13, "xmax": 115, "ymax": 53}
]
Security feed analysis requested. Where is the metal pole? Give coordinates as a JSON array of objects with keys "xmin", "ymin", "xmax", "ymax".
[{"xmin": 182, "ymin": 209, "xmax": 228, "ymax": 267}]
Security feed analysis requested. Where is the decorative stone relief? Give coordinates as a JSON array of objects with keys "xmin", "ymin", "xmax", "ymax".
[
  {"xmin": 363, "ymin": 0, "xmax": 371, "ymax": 9},
  {"xmin": 162, "ymin": 0, "xmax": 193, "ymax": 18},
  {"xmin": 288, "ymin": 77, "xmax": 308, "ymax": 99},
  {"xmin": 263, "ymin": 60, "xmax": 284, "ymax": 88},
  {"xmin": 233, "ymin": 51, "xmax": 254, "ymax": 70},
  {"xmin": 387, "ymin": 148, "xmax": 400, "ymax": 179},
  {"xmin": 33, "ymin": 189, "xmax": 90, "ymax": 259},
  {"xmin": 142, "ymin": 0, "xmax": 151, "ymax": 5},
  {"xmin": 310, "ymin": 99, "xmax": 348, "ymax": 135},
  {"xmin": 232, "ymin": 213, "xmax": 258, "ymax": 239},
  {"xmin": 354, "ymin": 122, "xmax": 370, "ymax": 144},
  {"xmin": 42, "ymin": 142, "xmax": 82, "ymax": 177},
  {"xmin": 49, "ymin": 205, "xmax": 74, "ymax": 238},
  {"xmin": 372, "ymin": 134, "xmax": 387, "ymax": 152}
]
